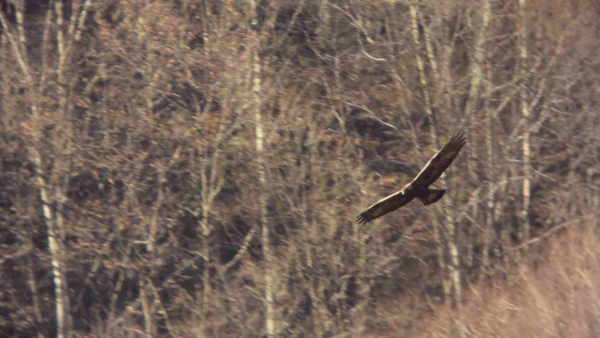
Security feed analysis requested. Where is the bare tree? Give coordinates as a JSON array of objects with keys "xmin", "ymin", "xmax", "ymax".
[
  {"xmin": 0, "ymin": 0, "xmax": 599, "ymax": 337},
  {"xmin": 0, "ymin": 1, "xmax": 93, "ymax": 336},
  {"xmin": 245, "ymin": 0, "xmax": 277, "ymax": 335},
  {"xmin": 517, "ymin": 0, "xmax": 532, "ymax": 250}
]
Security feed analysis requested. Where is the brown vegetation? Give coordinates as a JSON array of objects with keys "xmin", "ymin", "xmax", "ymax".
[{"xmin": 0, "ymin": 0, "xmax": 598, "ymax": 337}]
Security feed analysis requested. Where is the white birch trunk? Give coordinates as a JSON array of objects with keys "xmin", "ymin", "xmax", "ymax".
[
  {"xmin": 465, "ymin": 0, "xmax": 490, "ymax": 181},
  {"xmin": 408, "ymin": 3, "xmax": 446, "ymax": 275},
  {"xmin": 410, "ymin": 3, "xmax": 462, "ymax": 308},
  {"xmin": 409, "ymin": 4, "xmax": 436, "ymax": 146},
  {"xmin": 3, "ymin": 2, "xmax": 69, "ymax": 334},
  {"xmin": 31, "ymin": 150, "xmax": 66, "ymax": 338},
  {"xmin": 254, "ymin": 59, "xmax": 275, "ymax": 337},
  {"xmin": 463, "ymin": 0, "xmax": 489, "ymax": 273},
  {"xmin": 247, "ymin": 0, "xmax": 275, "ymax": 334},
  {"xmin": 518, "ymin": 0, "xmax": 531, "ymax": 249},
  {"xmin": 140, "ymin": 280, "xmax": 154, "ymax": 338},
  {"xmin": 482, "ymin": 63, "xmax": 495, "ymax": 274}
]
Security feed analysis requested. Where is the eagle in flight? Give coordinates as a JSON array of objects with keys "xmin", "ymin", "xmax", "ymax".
[{"xmin": 356, "ymin": 130, "xmax": 467, "ymax": 224}]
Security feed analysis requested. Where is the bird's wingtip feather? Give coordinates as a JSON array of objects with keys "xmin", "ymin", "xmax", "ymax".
[{"xmin": 356, "ymin": 213, "xmax": 369, "ymax": 224}]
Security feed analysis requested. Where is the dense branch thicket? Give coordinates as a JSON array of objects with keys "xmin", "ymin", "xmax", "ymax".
[{"xmin": 1, "ymin": 0, "xmax": 599, "ymax": 337}]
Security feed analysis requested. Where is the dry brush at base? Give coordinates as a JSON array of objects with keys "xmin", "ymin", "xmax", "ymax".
[
  {"xmin": 418, "ymin": 219, "xmax": 600, "ymax": 338},
  {"xmin": 0, "ymin": 0, "xmax": 599, "ymax": 337}
]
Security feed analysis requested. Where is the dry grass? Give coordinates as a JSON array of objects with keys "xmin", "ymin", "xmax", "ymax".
[{"xmin": 415, "ymin": 222, "xmax": 600, "ymax": 338}]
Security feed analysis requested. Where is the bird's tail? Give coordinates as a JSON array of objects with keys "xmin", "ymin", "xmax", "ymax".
[{"xmin": 419, "ymin": 189, "xmax": 446, "ymax": 205}]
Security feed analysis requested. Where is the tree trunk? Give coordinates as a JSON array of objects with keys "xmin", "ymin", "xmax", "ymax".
[
  {"xmin": 247, "ymin": 0, "xmax": 275, "ymax": 334},
  {"xmin": 254, "ymin": 58, "xmax": 275, "ymax": 337},
  {"xmin": 482, "ymin": 62, "xmax": 495, "ymax": 275},
  {"xmin": 32, "ymin": 151, "xmax": 67, "ymax": 338},
  {"xmin": 410, "ymin": 3, "xmax": 462, "ymax": 309},
  {"xmin": 409, "ymin": 3, "xmax": 447, "ymax": 280},
  {"xmin": 409, "ymin": 3, "xmax": 436, "ymax": 146},
  {"xmin": 518, "ymin": 0, "xmax": 531, "ymax": 250},
  {"xmin": 464, "ymin": 0, "xmax": 490, "ymax": 180},
  {"xmin": 140, "ymin": 280, "xmax": 154, "ymax": 338}
]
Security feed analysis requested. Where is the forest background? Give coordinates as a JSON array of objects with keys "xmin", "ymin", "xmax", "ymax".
[{"xmin": 1, "ymin": 0, "xmax": 599, "ymax": 337}]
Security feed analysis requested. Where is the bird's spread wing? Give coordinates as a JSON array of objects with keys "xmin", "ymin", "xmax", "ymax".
[
  {"xmin": 411, "ymin": 130, "xmax": 467, "ymax": 187},
  {"xmin": 356, "ymin": 189, "xmax": 414, "ymax": 224}
]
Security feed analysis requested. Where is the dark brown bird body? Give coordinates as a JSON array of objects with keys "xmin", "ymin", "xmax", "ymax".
[{"xmin": 356, "ymin": 130, "xmax": 466, "ymax": 224}]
